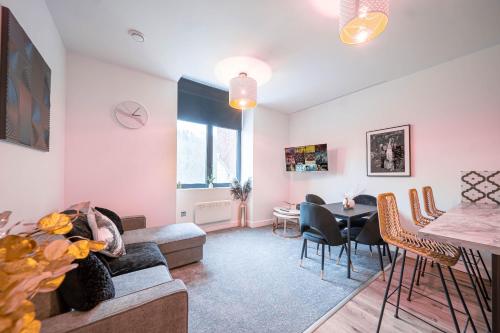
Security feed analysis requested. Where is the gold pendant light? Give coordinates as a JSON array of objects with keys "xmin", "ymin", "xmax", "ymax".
[
  {"xmin": 340, "ymin": 0, "xmax": 389, "ymax": 45},
  {"xmin": 229, "ymin": 73, "xmax": 258, "ymax": 110}
]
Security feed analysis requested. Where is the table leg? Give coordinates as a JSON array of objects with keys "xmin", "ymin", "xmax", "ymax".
[
  {"xmin": 347, "ymin": 217, "xmax": 351, "ymax": 279},
  {"xmin": 493, "ymin": 253, "xmax": 499, "ymax": 333}
]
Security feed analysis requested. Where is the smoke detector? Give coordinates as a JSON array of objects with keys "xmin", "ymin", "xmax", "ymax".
[{"xmin": 128, "ymin": 29, "xmax": 144, "ymax": 42}]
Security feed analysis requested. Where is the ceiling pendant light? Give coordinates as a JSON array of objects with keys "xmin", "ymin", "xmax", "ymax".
[
  {"xmin": 215, "ymin": 56, "xmax": 272, "ymax": 111},
  {"xmin": 229, "ymin": 73, "xmax": 257, "ymax": 110},
  {"xmin": 339, "ymin": 0, "xmax": 389, "ymax": 45}
]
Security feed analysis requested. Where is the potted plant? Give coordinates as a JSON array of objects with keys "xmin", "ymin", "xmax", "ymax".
[
  {"xmin": 207, "ymin": 174, "xmax": 215, "ymax": 188},
  {"xmin": 230, "ymin": 178, "xmax": 252, "ymax": 227}
]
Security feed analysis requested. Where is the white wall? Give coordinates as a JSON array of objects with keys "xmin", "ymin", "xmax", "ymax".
[
  {"xmin": 249, "ymin": 106, "xmax": 290, "ymax": 226},
  {"xmin": 0, "ymin": 0, "xmax": 66, "ymax": 222},
  {"xmin": 288, "ymin": 45, "xmax": 500, "ymax": 228},
  {"xmin": 65, "ymin": 53, "xmax": 177, "ymax": 227}
]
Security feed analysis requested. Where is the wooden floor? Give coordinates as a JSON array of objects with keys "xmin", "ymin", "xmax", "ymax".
[{"xmin": 314, "ymin": 257, "xmax": 492, "ymax": 333}]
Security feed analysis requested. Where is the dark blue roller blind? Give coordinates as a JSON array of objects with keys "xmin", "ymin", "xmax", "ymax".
[{"xmin": 178, "ymin": 78, "xmax": 242, "ymax": 130}]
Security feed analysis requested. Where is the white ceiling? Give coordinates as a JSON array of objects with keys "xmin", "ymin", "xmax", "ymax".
[{"xmin": 46, "ymin": 0, "xmax": 500, "ymax": 113}]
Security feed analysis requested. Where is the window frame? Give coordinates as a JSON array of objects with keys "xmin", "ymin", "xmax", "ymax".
[{"xmin": 178, "ymin": 121, "xmax": 241, "ymax": 189}]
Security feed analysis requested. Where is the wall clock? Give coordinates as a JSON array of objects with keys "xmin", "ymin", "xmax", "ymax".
[{"xmin": 113, "ymin": 101, "xmax": 149, "ymax": 129}]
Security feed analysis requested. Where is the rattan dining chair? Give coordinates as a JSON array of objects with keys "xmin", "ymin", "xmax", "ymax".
[
  {"xmin": 422, "ymin": 186, "xmax": 445, "ymax": 218},
  {"xmin": 376, "ymin": 193, "xmax": 477, "ymax": 333}
]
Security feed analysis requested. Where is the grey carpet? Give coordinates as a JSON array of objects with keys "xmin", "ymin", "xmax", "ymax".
[{"xmin": 171, "ymin": 226, "xmax": 390, "ymax": 333}]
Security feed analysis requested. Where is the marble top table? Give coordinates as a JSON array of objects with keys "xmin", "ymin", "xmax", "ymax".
[
  {"xmin": 419, "ymin": 203, "xmax": 500, "ymax": 333},
  {"xmin": 418, "ymin": 203, "xmax": 500, "ymax": 255}
]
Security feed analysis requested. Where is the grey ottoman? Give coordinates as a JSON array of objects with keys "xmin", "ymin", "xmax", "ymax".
[{"xmin": 122, "ymin": 222, "xmax": 207, "ymax": 269}]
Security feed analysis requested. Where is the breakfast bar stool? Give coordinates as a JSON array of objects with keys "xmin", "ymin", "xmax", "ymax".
[{"xmin": 376, "ymin": 193, "xmax": 477, "ymax": 333}]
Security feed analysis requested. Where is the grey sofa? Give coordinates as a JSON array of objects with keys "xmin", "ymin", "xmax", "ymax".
[{"xmin": 35, "ymin": 216, "xmax": 207, "ymax": 333}]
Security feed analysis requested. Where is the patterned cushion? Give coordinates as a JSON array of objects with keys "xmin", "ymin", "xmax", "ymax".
[
  {"xmin": 58, "ymin": 253, "xmax": 115, "ymax": 311},
  {"xmin": 88, "ymin": 208, "xmax": 126, "ymax": 258},
  {"xmin": 99, "ymin": 242, "xmax": 168, "ymax": 277},
  {"xmin": 96, "ymin": 207, "xmax": 124, "ymax": 235}
]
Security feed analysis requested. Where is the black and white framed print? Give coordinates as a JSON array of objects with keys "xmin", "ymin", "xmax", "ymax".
[{"xmin": 366, "ymin": 125, "xmax": 411, "ymax": 177}]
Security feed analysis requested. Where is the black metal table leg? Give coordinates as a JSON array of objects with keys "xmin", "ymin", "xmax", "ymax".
[
  {"xmin": 493, "ymin": 254, "xmax": 499, "ymax": 333},
  {"xmin": 347, "ymin": 217, "xmax": 351, "ymax": 278}
]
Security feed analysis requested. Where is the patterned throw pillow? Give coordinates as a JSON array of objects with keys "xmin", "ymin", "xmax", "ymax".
[{"xmin": 87, "ymin": 208, "xmax": 126, "ymax": 258}]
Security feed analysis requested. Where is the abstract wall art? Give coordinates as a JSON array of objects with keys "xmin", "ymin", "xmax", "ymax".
[{"xmin": 0, "ymin": 6, "xmax": 51, "ymax": 151}]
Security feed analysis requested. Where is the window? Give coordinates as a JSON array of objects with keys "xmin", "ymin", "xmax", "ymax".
[
  {"xmin": 212, "ymin": 126, "xmax": 238, "ymax": 183},
  {"xmin": 177, "ymin": 120, "xmax": 207, "ymax": 185},
  {"xmin": 177, "ymin": 76, "xmax": 242, "ymax": 188},
  {"xmin": 177, "ymin": 121, "xmax": 240, "ymax": 188}
]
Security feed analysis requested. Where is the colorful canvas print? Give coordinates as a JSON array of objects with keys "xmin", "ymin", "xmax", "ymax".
[
  {"xmin": 0, "ymin": 7, "xmax": 51, "ymax": 151},
  {"xmin": 285, "ymin": 144, "xmax": 328, "ymax": 172},
  {"xmin": 366, "ymin": 125, "xmax": 411, "ymax": 177}
]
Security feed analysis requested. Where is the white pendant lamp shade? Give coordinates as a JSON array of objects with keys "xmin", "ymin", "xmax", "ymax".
[
  {"xmin": 229, "ymin": 73, "xmax": 257, "ymax": 110},
  {"xmin": 340, "ymin": 0, "xmax": 389, "ymax": 45}
]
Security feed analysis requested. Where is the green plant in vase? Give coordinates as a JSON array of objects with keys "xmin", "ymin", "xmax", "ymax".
[{"xmin": 207, "ymin": 174, "xmax": 215, "ymax": 188}]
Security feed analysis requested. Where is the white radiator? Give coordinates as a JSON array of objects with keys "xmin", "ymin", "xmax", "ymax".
[{"xmin": 194, "ymin": 200, "xmax": 232, "ymax": 225}]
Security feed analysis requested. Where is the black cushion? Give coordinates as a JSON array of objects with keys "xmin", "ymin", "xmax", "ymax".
[
  {"xmin": 58, "ymin": 253, "xmax": 115, "ymax": 311},
  {"xmin": 95, "ymin": 207, "xmax": 124, "ymax": 235},
  {"xmin": 99, "ymin": 242, "xmax": 167, "ymax": 277},
  {"xmin": 62, "ymin": 210, "xmax": 93, "ymax": 240}
]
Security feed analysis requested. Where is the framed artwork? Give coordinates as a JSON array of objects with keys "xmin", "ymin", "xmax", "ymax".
[
  {"xmin": 0, "ymin": 7, "xmax": 52, "ymax": 151},
  {"xmin": 366, "ymin": 125, "xmax": 411, "ymax": 177}
]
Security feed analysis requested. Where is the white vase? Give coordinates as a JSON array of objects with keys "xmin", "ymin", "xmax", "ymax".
[{"xmin": 208, "ymin": 183, "xmax": 214, "ymax": 188}]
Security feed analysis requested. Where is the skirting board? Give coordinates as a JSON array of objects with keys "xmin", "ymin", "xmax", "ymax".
[{"xmin": 247, "ymin": 219, "xmax": 274, "ymax": 228}]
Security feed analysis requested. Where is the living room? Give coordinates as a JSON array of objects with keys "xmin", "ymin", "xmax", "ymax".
[{"xmin": 1, "ymin": 0, "xmax": 499, "ymax": 333}]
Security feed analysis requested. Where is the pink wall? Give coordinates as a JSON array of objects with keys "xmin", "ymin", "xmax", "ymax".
[
  {"xmin": 0, "ymin": 0, "xmax": 66, "ymax": 222},
  {"xmin": 65, "ymin": 54, "xmax": 177, "ymax": 227}
]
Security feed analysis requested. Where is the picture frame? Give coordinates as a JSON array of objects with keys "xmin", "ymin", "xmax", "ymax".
[{"xmin": 366, "ymin": 125, "xmax": 411, "ymax": 177}]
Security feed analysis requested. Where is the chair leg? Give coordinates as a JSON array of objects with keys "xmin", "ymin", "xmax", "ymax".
[
  {"xmin": 463, "ymin": 249, "xmax": 491, "ymax": 312},
  {"xmin": 328, "ymin": 245, "xmax": 331, "ymax": 260},
  {"xmin": 448, "ymin": 266, "xmax": 478, "ymax": 333},
  {"xmin": 460, "ymin": 248, "xmax": 491, "ymax": 331},
  {"xmin": 421, "ymin": 258, "xmax": 427, "ymax": 277},
  {"xmin": 407, "ymin": 255, "xmax": 420, "ymax": 301},
  {"xmin": 383, "ymin": 244, "xmax": 386, "ymax": 256},
  {"xmin": 316, "ymin": 243, "xmax": 320, "ymax": 255},
  {"xmin": 369, "ymin": 245, "xmax": 373, "ymax": 257},
  {"xmin": 320, "ymin": 244, "xmax": 325, "ymax": 279},
  {"xmin": 395, "ymin": 250, "xmax": 407, "ymax": 319},
  {"xmin": 299, "ymin": 239, "xmax": 306, "ymax": 267},
  {"xmin": 477, "ymin": 250, "xmax": 492, "ymax": 284},
  {"xmin": 376, "ymin": 247, "xmax": 400, "ymax": 333},
  {"xmin": 376, "ymin": 245, "xmax": 385, "ymax": 281},
  {"xmin": 437, "ymin": 264, "xmax": 460, "ymax": 333},
  {"xmin": 354, "ymin": 241, "xmax": 358, "ymax": 255},
  {"xmin": 304, "ymin": 240, "xmax": 308, "ymax": 258},
  {"xmin": 337, "ymin": 244, "xmax": 345, "ymax": 265},
  {"xmin": 469, "ymin": 249, "xmax": 490, "ymax": 300},
  {"xmin": 416, "ymin": 255, "xmax": 423, "ymax": 286},
  {"xmin": 386, "ymin": 244, "xmax": 392, "ymax": 263}
]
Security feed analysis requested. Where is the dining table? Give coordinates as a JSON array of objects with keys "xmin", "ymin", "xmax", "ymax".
[
  {"xmin": 322, "ymin": 202, "xmax": 378, "ymax": 278},
  {"xmin": 418, "ymin": 203, "xmax": 500, "ymax": 333}
]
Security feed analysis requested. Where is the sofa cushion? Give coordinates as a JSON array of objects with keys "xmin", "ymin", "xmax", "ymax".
[
  {"xmin": 62, "ymin": 210, "xmax": 93, "ymax": 240},
  {"xmin": 96, "ymin": 206, "xmax": 124, "ymax": 234},
  {"xmin": 122, "ymin": 223, "xmax": 206, "ymax": 254},
  {"xmin": 112, "ymin": 265, "xmax": 173, "ymax": 298},
  {"xmin": 58, "ymin": 253, "xmax": 115, "ymax": 311},
  {"xmin": 100, "ymin": 242, "xmax": 168, "ymax": 277}
]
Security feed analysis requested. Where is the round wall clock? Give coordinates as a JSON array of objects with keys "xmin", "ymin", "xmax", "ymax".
[{"xmin": 113, "ymin": 101, "xmax": 149, "ymax": 129}]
